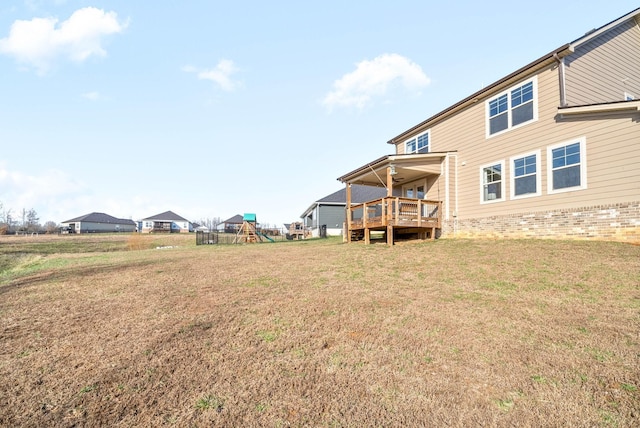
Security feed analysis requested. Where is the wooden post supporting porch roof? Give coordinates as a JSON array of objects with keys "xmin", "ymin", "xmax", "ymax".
[
  {"xmin": 339, "ymin": 152, "xmax": 451, "ymax": 245},
  {"xmin": 386, "ymin": 164, "xmax": 394, "ymax": 245},
  {"xmin": 346, "ymin": 183, "xmax": 352, "ymax": 243}
]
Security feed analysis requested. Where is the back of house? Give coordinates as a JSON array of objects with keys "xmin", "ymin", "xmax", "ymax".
[{"xmin": 339, "ymin": 8, "xmax": 640, "ymax": 243}]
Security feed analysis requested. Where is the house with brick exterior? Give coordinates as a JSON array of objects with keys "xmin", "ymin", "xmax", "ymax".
[{"xmin": 338, "ymin": 8, "xmax": 640, "ymax": 245}]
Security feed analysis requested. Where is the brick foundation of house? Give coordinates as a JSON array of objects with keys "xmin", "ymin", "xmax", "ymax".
[{"xmin": 442, "ymin": 201, "xmax": 640, "ymax": 242}]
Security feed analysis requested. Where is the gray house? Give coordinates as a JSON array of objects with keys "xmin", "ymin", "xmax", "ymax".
[
  {"xmin": 301, "ymin": 185, "xmax": 388, "ymax": 237},
  {"xmin": 61, "ymin": 212, "xmax": 137, "ymax": 233}
]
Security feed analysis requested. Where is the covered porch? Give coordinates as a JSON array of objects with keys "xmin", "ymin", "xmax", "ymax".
[{"xmin": 338, "ymin": 153, "xmax": 451, "ymax": 245}]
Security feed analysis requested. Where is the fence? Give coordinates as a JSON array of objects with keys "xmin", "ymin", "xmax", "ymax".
[{"xmin": 196, "ymin": 230, "xmax": 289, "ymax": 245}]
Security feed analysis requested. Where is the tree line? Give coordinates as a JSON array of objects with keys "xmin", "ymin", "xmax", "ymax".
[
  {"xmin": 0, "ymin": 201, "xmax": 58, "ymax": 234},
  {"xmin": 0, "ymin": 204, "xmax": 284, "ymax": 235}
]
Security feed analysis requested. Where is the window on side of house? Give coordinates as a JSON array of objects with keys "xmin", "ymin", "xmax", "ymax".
[
  {"xmin": 510, "ymin": 150, "xmax": 541, "ymax": 199},
  {"xmin": 404, "ymin": 130, "xmax": 430, "ymax": 154},
  {"xmin": 487, "ymin": 78, "xmax": 537, "ymax": 137},
  {"xmin": 402, "ymin": 181, "xmax": 427, "ymax": 199},
  {"xmin": 488, "ymin": 94, "xmax": 508, "ymax": 134},
  {"xmin": 480, "ymin": 161, "xmax": 505, "ymax": 203},
  {"xmin": 547, "ymin": 138, "xmax": 587, "ymax": 193}
]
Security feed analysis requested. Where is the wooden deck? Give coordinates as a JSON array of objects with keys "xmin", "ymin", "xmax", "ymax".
[{"xmin": 347, "ymin": 197, "xmax": 442, "ymax": 244}]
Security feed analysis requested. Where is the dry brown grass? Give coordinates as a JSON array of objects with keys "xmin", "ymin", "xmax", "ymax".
[{"xmin": 0, "ymin": 234, "xmax": 638, "ymax": 427}]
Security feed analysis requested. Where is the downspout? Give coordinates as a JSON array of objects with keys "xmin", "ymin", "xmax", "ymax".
[
  {"xmin": 444, "ymin": 155, "xmax": 450, "ymax": 221},
  {"xmin": 450, "ymin": 153, "xmax": 458, "ymax": 236},
  {"xmin": 345, "ymin": 183, "xmax": 352, "ymax": 243},
  {"xmin": 553, "ymin": 53, "xmax": 568, "ymax": 107}
]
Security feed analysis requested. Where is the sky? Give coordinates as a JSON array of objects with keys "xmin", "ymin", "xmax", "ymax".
[{"xmin": 0, "ymin": 0, "xmax": 638, "ymax": 228}]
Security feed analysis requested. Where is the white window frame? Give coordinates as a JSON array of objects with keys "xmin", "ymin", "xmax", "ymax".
[
  {"xmin": 510, "ymin": 150, "xmax": 541, "ymax": 200},
  {"xmin": 402, "ymin": 179, "xmax": 428, "ymax": 199},
  {"xmin": 479, "ymin": 160, "xmax": 505, "ymax": 204},
  {"xmin": 404, "ymin": 130, "xmax": 430, "ymax": 154},
  {"xmin": 485, "ymin": 76, "xmax": 538, "ymax": 138},
  {"xmin": 547, "ymin": 137, "xmax": 587, "ymax": 195}
]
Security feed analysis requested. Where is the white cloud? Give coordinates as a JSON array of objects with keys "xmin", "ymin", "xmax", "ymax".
[
  {"xmin": 182, "ymin": 59, "xmax": 242, "ymax": 91},
  {"xmin": 0, "ymin": 7, "xmax": 127, "ymax": 74},
  {"xmin": 23, "ymin": 0, "xmax": 65, "ymax": 8},
  {"xmin": 322, "ymin": 53, "xmax": 431, "ymax": 110},
  {"xmin": 81, "ymin": 91, "xmax": 100, "ymax": 100},
  {"xmin": 0, "ymin": 164, "xmax": 89, "ymax": 223},
  {"xmin": 0, "ymin": 164, "xmax": 185, "ymax": 224}
]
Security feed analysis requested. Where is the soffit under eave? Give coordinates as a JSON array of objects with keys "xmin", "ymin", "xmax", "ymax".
[
  {"xmin": 300, "ymin": 203, "xmax": 317, "ymax": 219},
  {"xmin": 338, "ymin": 154, "xmax": 445, "ymax": 185}
]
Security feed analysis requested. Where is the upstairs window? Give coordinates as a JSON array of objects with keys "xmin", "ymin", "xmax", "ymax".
[
  {"xmin": 480, "ymin": 161, "xmax": 505, "ymax": 203},
  {"xmin": 488, "ymin": 94, "xmax": 508, "ymax": 134},
  {"xmin": 510, "ymin": 151, "xmax": 540, "ymax": 199},
  {"xmin": 405, "ymin": 130, "xmax": 430, "ymax": 154},
  {"xmin": 547, "ymin": 138, "xmax": 587, "ymax": 194},
  {"xmin": 487, "ymin": 78, "xmax": 537, "ymax": 137}
]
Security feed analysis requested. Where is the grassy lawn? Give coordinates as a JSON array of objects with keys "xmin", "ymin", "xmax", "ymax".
[{"xmin": 0, "ymin": 234, "xmax": 638, "ymax": 426}]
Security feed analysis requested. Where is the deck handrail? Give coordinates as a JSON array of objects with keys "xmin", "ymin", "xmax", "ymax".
[{"xmin": 348, "ymin": 197, "xmax": 442, "ymax": 229}]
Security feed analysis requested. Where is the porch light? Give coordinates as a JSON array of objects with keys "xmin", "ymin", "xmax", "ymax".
[{"xmin": 389, "ymin": 164, "xmax": 397, "ymax": 175}]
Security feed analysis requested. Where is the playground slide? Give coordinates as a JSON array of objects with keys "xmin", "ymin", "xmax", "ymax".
[{"xmin": 257, "ymin": 232, "xmax": 275, "ymax": 242}]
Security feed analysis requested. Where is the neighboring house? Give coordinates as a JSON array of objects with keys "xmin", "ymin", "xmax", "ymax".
[
  {"xmin": 139, "ymin": 211, "xmax": 192, "ymax": 233},
  {"xmin": 284, "ymin": 222, "xmax": 309, "ymax": 240},
  {"xmin": 61, "ymin": 212, "xmax": 137, "ymax": 234},
  {"xmin": 219, "ymin": 214, "xmax": 243, "ymax": 233},
  {"xmin": 301, "ymin": 185, "xmax": 388, "ymax": 237},
  {"xmin": 338, "ymin": 8, "xmax": 640, "ymax": 244},
  {"xmin": 192, "ymin": 223, "xmax": 209, "ymax": 233}
]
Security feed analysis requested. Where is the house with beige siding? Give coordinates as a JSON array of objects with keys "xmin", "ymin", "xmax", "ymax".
[{"xmin": 338, "ymin": 8, "xmax": 640, "ymax": 245}]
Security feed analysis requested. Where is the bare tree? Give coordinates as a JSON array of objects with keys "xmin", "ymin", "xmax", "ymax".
[
  {"xmin": 0, "ymin": 201, "xmax": 6, "ymax": 235},
  {"xmin": 2, "ymin": 208, "xmax": 14, "ymax": 234},
  {"xmin": 212, "ymin": 217, "xmax": 221, "ymax": 229},
  {"xmin": 26, "ymin": 208, "xmax": 40, "ymax": 233},
  {"xmin": 198, "ymin": 217, "xmax": 222, "ymax": 231},
  {"xmin": 44, "ymin": 221, "xmax": 58, "ymax": 234},
  {"xmin": 19, "ymin": 208, "xmax": 27, "ymax": 232}
]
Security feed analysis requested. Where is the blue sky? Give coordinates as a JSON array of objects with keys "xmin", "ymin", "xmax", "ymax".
[{"xmin": 0, "ymin": 1, "xmax": 637, "ymax": 228}]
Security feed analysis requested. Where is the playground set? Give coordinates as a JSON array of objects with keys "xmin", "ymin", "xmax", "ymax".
[
  {"xmin": 233, "ymin": 213, "xmax": 274, "ymax": 243},
  {"xmin": 196, "ymin": 213, "xmax": 275, "ymax": 245}
]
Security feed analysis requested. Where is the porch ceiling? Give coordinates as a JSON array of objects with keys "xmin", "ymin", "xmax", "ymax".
[{"xmin": 337, "ymin": 152, "xmax": 449, "ymax": 186}]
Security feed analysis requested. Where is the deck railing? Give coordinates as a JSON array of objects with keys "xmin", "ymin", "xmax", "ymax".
[{"xmin": 348, "ymin": 197, "xmax": 442, "ymax": 230}]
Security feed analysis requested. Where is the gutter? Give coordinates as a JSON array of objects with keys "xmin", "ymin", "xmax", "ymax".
[
  {"xmin": 385, "ymin": 8, "xmax": 640, "ymax": 144},
  {"xmin": 336, "ymin": 155, "xmax": 390, "ymax": 183},
  {"xmin": 558, "ymin": 100, "xmax": 640, "ymax": 116},
  {"xmin": 386, "ymin": 43, "xmax": 573, "ymax": 144},
  {"xmin": 300, "ymin": 202, "xmax": 319, "ymax": 220}
]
